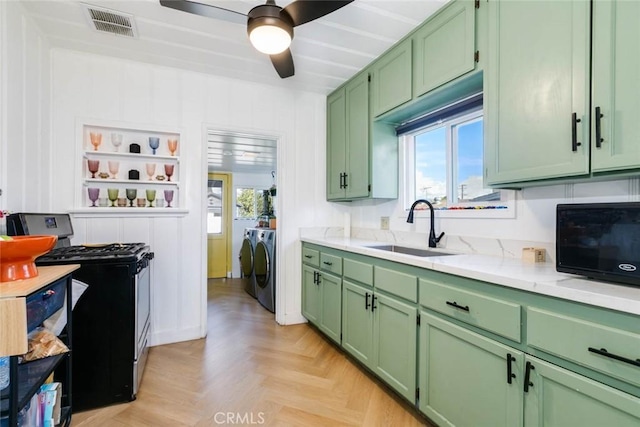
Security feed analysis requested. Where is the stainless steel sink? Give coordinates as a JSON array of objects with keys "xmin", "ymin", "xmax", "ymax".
[{"xmin": 365, "ymin": 245, "xmax": 454, "ymax": 257}]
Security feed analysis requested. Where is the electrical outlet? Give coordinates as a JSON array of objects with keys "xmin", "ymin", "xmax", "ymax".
[{"xmin": 380, "ymin": 216, "xmax": 390, "ymax": 230}]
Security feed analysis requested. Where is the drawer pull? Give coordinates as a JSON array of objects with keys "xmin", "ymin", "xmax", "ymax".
[
  {"xmin": 323, "ymin": 261, "xmax": 333, "ymax": 266},
  {"xmin": 304, "ymin": 255, "xmax": 313, "ymax": 259},
  {"xmin": 506, "ymin": 353, "xmax": 516, "ymax": 384},
  {"xmin": 588, "ymin": 347, "xmax": 640, "ymax": 368},
  {"xmin": 365, "ymin": 292, "xmax": 370, "ymax": 310},
  {"xmin": 42, "ymin": 290, "xmax": 56, "ymax": 299},
  {"xmin": 446, "ymin": 301, "xmax": 469, "ymax": 312},
  {"xmin": 524, "ymin": 361, "xmax": 535, "ymax": 393}
]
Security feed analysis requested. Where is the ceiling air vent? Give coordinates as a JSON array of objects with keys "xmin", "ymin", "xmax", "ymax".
[{"xmin": 81, "ymin": 4, "xmax": 138, "ymax": 38}]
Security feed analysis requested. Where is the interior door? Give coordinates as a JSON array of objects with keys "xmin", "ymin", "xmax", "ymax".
[{"xmin": 207, "ymin": 173, "xmax": 231, "ymax": 278}]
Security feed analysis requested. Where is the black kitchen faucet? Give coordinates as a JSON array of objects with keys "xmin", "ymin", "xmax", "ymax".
[{"xmin": 407, "ymin": 199, "xmax": 445, "ymax": 248}]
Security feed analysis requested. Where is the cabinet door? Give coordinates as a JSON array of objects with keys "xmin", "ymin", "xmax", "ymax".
[
  {"xmin": 419, "ymin": 311, "xmax": 524, "ymax": 427},
  {"xmin": 591, "ymin": 1, "xmax": 640, "ymax": 173},
  {"xmin": 318, "ymin": 272, "xmax": 342, "ymax": 344},
  {"xmin": 345, "ymin": 73, "xmax": 370, "ymax": 199},
  {"xmin": 524, "ymin": 356, "xmax": 640, "ymax": 427},
  {"xmin": 484, "ymin": 0, "xmax": 590, "ymax": 185},
  {"xmin": 342, "ymin": 280, "xmax": 373, "ymax": 367},
  {"xmin": 326, "ymin": 88, "xmax": 347, "ymax": 200},
  {"xmin": 301, "ymin": 265, "xmax": 320, "ymax": 325},
  {"xmin": 372, "ymin": 293, "xmax": 417, "ymax": 402},
  {"xmin": 413, "ymin": 0, "xmax": 476, "ymax": 98},
  {"xmin": 371, "ymin": 38, "xmax": 412, "ymax": 117}
]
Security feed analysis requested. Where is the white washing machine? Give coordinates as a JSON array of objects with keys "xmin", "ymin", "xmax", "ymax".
[
  {"xmin": 239, "ymin": 228, "xmax": 258, "ymax": 298},
  {"xmin": 254, "ymin": 229, "xmax": 276, "ymax": 313}
]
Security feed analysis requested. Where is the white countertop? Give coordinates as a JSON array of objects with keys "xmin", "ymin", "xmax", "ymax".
[{"xmin": 301, "ymin": 236, "xmax": 640, "ymax": 316}]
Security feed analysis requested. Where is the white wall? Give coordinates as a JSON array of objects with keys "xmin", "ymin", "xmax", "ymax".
[
  {"xmin": 0, "ymin": 1, "xmax": 51, "ymax": 220},
  {"xmin": 1, "ymin": 37, "xmax": 347, "ymax": 346}
]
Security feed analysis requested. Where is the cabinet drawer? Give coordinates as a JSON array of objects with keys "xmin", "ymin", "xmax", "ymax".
[
  {"xmin": 320, "ymin": 253, "xmax": 342, "ymax": 275},
  {"xmin": 26, "ymin": 279, "xmax": 66, "ymax": 332},
  {"xmin": 419, "ymin": 278, "xmax": 521, "ymax": 342},
  {"xmin": 528, "ymin": 308, "xmax": 640, "ymax": 387},
  {"xmin": 374, "ymin": 267, "xmax": 417, "ymax": 302},
  {"xmin": 302, "ymin": 248, "xmax": 320, "ymax": 268},
  {"xmin": 344, "ymin": 259, "xmax": 373, "ymax": 286}
]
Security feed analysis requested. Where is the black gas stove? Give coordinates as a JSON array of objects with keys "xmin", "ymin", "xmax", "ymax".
[
  {"xmin": 7, "ymin": 212, "xmax": 153, "ymax": 411},
  {"xmin": 38, "ymin": 243, "xmax": 149, "ymax": 263}
]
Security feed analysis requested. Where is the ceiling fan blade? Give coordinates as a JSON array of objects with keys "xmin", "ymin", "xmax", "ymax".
[
  {"xmin": 159, "ymin": 0, "xmax": 247, "ymax": 25},
  {"xmin": 282, "ymin": 0, "xmax": 353, "ymax": 27},
  {"xmin": 270, "ymin": 49, "xmax": 295, "ymax": 78}
]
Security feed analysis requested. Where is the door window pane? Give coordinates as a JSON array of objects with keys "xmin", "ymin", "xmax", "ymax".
[{"xmin": 207, "ymin": 179, "xmax": 222, "ymax": 234}]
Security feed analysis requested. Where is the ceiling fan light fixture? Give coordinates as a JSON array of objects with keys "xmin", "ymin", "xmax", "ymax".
[
  {"xmin": 249, "ymin": 23, "xmax": 291, "ymax": 54},
  {"xmin": 248, "ymin": 14, "xmax": 293, "ymax": 55}
]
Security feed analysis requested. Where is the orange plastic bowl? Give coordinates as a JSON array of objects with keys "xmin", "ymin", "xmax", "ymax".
[{"xmin": 0, "ymin": 235, "xmax": 58, "ymax": 282}]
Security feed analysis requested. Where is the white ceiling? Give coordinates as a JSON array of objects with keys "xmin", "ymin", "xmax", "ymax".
[
  {"xmin": 207, "ymin": 130, "xmax": 277, "ymax": 174},
  {"xmin": 20, "ymin": 0, "xmax": 450, "ymax": 172}
]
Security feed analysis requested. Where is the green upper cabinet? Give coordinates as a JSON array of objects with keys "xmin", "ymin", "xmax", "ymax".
[
  {"xmin": 326, "ymin": 72, "xmax": 370, "ymax": 201},
  {"xmin": 413, "ymin": 0, "xmax": 476, "ymax": 99},
  {"xmin": 484, "ymin": 0, "xmax": 591, "ymax": 186},
  {"xmin": 591, "ymin": 0, "xmax": 640, "ymax": 173},
  {"xmin": 524, "ymin": 356, "xmax": 640, "ymax": 427},
  {"xmin": 371, "ymin": 38, "xmax": 413, "ymax": 117},
  {"xmin": 326, "ymin": 87, "xmax": 347, "ymax": 200}
]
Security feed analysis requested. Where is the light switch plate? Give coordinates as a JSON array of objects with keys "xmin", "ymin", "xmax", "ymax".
[{"xmin": 380, "ymin": 216, "xmax": 390, "ymax": 230}]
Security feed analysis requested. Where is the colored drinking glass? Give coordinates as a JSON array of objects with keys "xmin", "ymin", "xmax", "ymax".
[
  {"xmin": 164, "ymin": 164, "xmax": 175, "ymax": 182},
  {"xmin": 107, "ymin": 188, "xmax": 119, "ymax": 207},
  {"xmin": 111, "ymin": 133, "xmax": 123, "ymax": 152},
  {"xmin": 145, "ymin": 163, "xmax": 156, "ymax": 181},
  {"xmin": 164, "ymin": 190, "xmax": 174, "ymax": 208},
  {"xmin": 149, "ymin": 137, "xmax": 160, "ymax": 155},
  {"xmin": 108, "ymin": 161, "xmax": 119, "ymax": 179},
  {"xmin": 167, "ymin": 139, "xmax": 178, "ymax": 156},
  {"xmin": 88, "ymin": 159, "xmax": 100, "ymax": 178},
  {"xmin": 126, "ymin": 188, "xmax": 137, "ymax": 207},
  {"xmin": 88, "ymin": 187, "xmax": 100, "ymax": 207},
  {"xmin": 146, "ymin": 189, "xmax": 156, "ymax": 208},
  {"xmin": 90, "ymin": 132, "xmax": 102, "ymax": 151}
]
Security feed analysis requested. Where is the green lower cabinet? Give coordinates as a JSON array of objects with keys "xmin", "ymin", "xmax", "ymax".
[
  {"xmin": 302, "ymin": 264, "xmax": 342, "ymax": 344},
  {"xmin": 342, "ymin": 280, "xmax": 374, "ymax": 366},
  {"xmin": 318, "ymin": 271, "xmax": 342, "ymax": 344},
  {"xmin": 373, "ymin": 293, "xmax": 417, "ymax": 402},
  {"xmin": 419, "ymin": 311, "xmax": 524, "ymax": 427},
  {"xmin": 302, "ymin": 264, "xmax": 320, "ymax": 325},
  {"xmin": 524, "ymin": 356, "xmax": 640, "ymax": 427}
]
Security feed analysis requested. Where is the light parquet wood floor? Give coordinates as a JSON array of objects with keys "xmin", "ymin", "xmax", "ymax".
[{"xmin": 72, "ymin": 278, "xmax": 433, "ymax": 426}]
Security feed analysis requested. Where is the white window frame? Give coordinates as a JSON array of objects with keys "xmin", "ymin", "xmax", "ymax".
[{"xmin": 402, "ymin": 110, "xmax": 516, "ymax": 219}]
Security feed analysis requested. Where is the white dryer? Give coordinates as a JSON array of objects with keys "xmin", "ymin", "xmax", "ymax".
[
  {"xmin": 254, "ymin": 229, "xmax": 276, "ymax": 313},
  {"xmin": 239, "ymin": 228, "xmax": 258, "ymax": 298}
]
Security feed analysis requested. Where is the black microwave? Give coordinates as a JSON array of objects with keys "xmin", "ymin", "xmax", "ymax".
[{"xmin": 557, "ymin": 202, "xmax": 640, "ymax": 286}]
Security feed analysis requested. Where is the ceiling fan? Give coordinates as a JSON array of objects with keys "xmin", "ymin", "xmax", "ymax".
[{"xmin": 159, "ymin": 0, "xmax": 354, "ymax": 78}]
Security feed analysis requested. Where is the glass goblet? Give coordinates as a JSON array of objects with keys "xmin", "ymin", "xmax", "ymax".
[
  {"xmin": 88, "ymin": 187, "xmax": 100, "ymax": 207},
  {"xmin": 126, "ymin": 188, "xmax": 137, "ymax": 207},
  {"xmin": 108, "ymin": 161, "xmax": 119, "ymax": 179},
  {"xmin": 167, "ymin": 139, "xmax": 178, "ymax": 156},
  {"xmin": 107, "ymin": 188, "xmax": 119, "ymax": 207},
  {"xmin": 88, "ymin": 159, "xmax": 100, "ymax": 178},
  {"xmin": 164, "ymin": 189, "xmax": 174, "ymax": 208},
  {"xmin": 111, "ymin": 133, "xmax": 123, "ymax": 152},
  {"xmin": 146, "ymin": 189, "xmax": 156, "ymax": 208},
  {"xmin": 149, "ymin": 137, "xmax": 160, "ymax": 155},
  {"xmin": 145, "ymin": 163, "xmax": 156, "ymax": 181},
  {"xmin": 90, "ymin": 132, "xmax": 102, "ymax": 151},
  {"xmin": 164, "ymin": 164, "xmax": 175, "ymax": 182}
]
